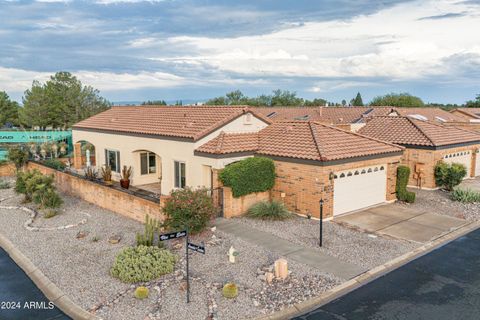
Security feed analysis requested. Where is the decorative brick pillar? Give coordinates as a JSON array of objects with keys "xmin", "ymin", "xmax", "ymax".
[{"xmin": 73, "ymin": 142, "xmax": 83, "ymax": 170}]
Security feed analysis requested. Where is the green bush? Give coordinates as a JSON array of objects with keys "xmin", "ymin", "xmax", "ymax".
[
  {"xmin": 7, "ymin": 146, "xmax": 29, "ymax": 170},
  {"xmin": 163, "ymin": 187, "xmax": 215, "ymax": 234},
  {"xmin": 396, "ymin": 166, "xmax": 416, "ymax": 203},
  {"xmin": 136, "ymin": 215, "xmax": 163, "ymax": 247},
  {"xmin": 0, "ymin": 179, "xmax": 11, "ymax": 189},
  {"xmin": 15, "ymin": 169, "xmax": 62, "ymax": 208},
  {"xmin": 43, "ymin": 159, "xmax": 66, "ymax": 171},
  {"xmin": 247, "ymin": 200, "xmax": 293, "ymax": 220},
  {"xmin": 219, "ymin": 157, "xmax": 275, "ymax": 197},
  {"xmin": 451, "ymin": 188, "xmax": 480, "ymax": 203},
  {"xmin": 434, "ymin": 161, "xmax": 467, "ymax": 191},
  {"xmin": 110, "ymin": 246, "xmax": 176, "ymax": 283}
]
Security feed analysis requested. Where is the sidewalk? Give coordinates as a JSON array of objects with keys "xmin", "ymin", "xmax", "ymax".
[{"xmin": 215, "ymin": 218, "xmax": 366, "ymax": 280}]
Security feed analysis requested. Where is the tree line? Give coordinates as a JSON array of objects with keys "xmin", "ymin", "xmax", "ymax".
[{"xmin": 0, "ymin": 72, "xmax": 111, "ymax": 130}]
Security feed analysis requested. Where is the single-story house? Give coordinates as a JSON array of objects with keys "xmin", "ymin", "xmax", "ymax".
[
  {"xmin": 72, "ymin": 106, "xmax": 271, "ymax": 194},
  {"xmin": 358, "ymin": 116, "xmax": 480, "ymax": 189},
  {"xmin": 73, "ymin": 106, "xmax": 404, "ymax": 219},
  {"xmin": 196, "ymin": 120, "xmax": 403, "ymax": 218}
]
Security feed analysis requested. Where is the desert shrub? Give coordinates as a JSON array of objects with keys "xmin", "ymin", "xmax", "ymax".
[
  {"xmin": 43, "ymin": 159, "xmax": 66, "ymax": 171},
  {"xmin": 7, "ymin": 146, "xmax": 29, "ymax": 170},
  {"xmin": 451, "ymin": 188, "xmax": 480, "ymax": 203},
  {"xmin": 44, "ymin": 209, "xmax": 59, "ymax": 219},
  {"xmin": 134, "ymin": 286, "xmax": 149, "ymax": 299},
  {"xmin": 222, "ymin": 283, "xmax": 238, "ymax": 299},
  {"xmin": 396, "ymin": 166, "xmax": 416, "ymax": 203},
  {"xmin": 247, "ymin": 200, "xmax": 293, "ymax": 220},
  {"xmin": 84, "ymin": 166, "xmax": 98, "ymax": 181},
  {"xmin": 435, "ymin": 161, "xmax": 467, "ymax": 191},
  {"xmin": 219, "ymin": 157, "xmax": 275, "ymax": 197},
  {"xmin": 15, "ymin": 170, "xmax": 39, "ymax": 200},
  {"xmin": 162, "ymin": 187, "xmax": 215, "ymax": 234},
  {"xmin": 0, "ymin": 179, "xmax": 10, "ymax": 189},
  {"xmin": 36, "ymin": 188, "xmax": 63, "ymax": 209},
  {"xmin": 15, "ymin": 169, "xmax": 62, "ymax": 208},
  {"xmin": 110, "ymin": 246, "xmax": 176, "ymax": 283}
]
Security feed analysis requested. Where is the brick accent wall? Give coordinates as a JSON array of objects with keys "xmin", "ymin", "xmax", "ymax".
[
  {"xmin": 271, "ymin": 155, "xmax": 401, "ymax": 219},
  {"xmin": 0, "ymin": 163, "xmax": 15, "ymax": 177},
  {"xmin": 401, "ymin": 144, "xmax": 480, "ymax": 189},
  {"xmin": 27, "ymin": 162, "xmax": 164, "ymax": 223}
]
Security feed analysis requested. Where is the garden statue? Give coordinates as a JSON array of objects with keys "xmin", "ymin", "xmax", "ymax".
[{"xmin": 228, "ymin": 246, "xmax": 238, "ymax": 263}]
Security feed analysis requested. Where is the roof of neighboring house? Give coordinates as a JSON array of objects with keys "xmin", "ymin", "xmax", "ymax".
[
  {"xmin": 254, "ymin": 106, "xmax": 466, "ymax": 124},
  {"xmin": 358, "ymin": 116, "xmax": 480, "ymax": 147},
  {"xmin": 254, "ymin": 107, "xmax": 371, "ymax": 124},
  {"xmin": 451, "ymin": 108, "xmax": 480, "ymax": 120},
  {"xmin": 73, "ymin": 106, "xmax": 270, "ymax": 141},
  {"xmin": 344, "ymin": 106, "xmax": 466, "ymax": 123},
  {"xmin": 196, "ymin": 121, "xmax": 403, "ymax": 162}
]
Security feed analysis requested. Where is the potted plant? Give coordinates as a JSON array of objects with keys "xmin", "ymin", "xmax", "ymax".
[
  {"xmin": 58, "ymin": 142, "xmax": 67, "ymax": 155},
  {"xmin": 84, "ymin": 166, "xmax": 98, "ymax": 181},
  {"xmin": 120, "ymin": 165, "xmax": 132, "ymax": 189},
  {"xmin": 101, "ymin": 165, "xmax": 113, "ymax": 186}
]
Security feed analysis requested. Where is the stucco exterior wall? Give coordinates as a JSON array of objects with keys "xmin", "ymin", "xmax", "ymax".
[
  {"xmin": 72, "ymin": 113, "xmax": 267, "ymax": 195},
  {"xmin": 401, "ymin": 144, "xmax": 480, "ymax": 189},
  {"xmin": 271, "ymin": 155, "xmax": 401, "ymax": 219}
]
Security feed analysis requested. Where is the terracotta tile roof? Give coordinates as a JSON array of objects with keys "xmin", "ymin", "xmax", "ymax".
[
  {"xmin": 196, "ymin": 132, "xmax": 258, "ymax": 154},
  {"xmin": 358, "ymin": 116, "xmax": 480, "ymax": 147},
  {"xmin": 197, "ymin": 121, "xmax": 403, "ymax": 161},
  {"xmin": 254, "ymin": 107, "xmax": 371, "ymax": 124},
  {"xmin": 365, "ymin": 107, "xmax": 466, "ymax": 123},
  {"xmin": 451, "ymin": 108, "xmax": 480, "ymax": 119},
  {"xmin": 73, "ymin": 106, "xmax": 270, "ymax": 141}
]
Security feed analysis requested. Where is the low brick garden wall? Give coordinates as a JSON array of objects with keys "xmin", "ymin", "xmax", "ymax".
[
  {"xmin": 222, "ymin": 186, "xmax": 271, "ymax": 218},
  {"xmin": 0, "ymin": 162, "xmax": 15, "ymax": 177},
  {"xmin": 27, "ymin": 162, "xmax": 165, "ymax": 223}
]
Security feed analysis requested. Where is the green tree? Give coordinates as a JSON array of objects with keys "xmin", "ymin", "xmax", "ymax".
[
  {"xmin": 351, "ymin": 92, "xmax": 364, "ymax": 106},
  {"xmin": 370, "ymin": 93, "xmax": 424, "ymax": 107},
  {"xmin": 0, "ymin": 91, "xmax": 20, "ymax": 127},
  {"xmin": 142, "ymin": 100, "xmax": 167, "ymax": 105},
  {"xmin": 341, "ymin": 99, "xmax": 347, "ymax": 107},
  {"xmin": 270, "ymin": 89, "xmax": 304, "ymax": 106},
  {"xmin": 466, "ymin": 94, "xmax": 480, "ymax": 108},
  {"xmin": 21, "ymin": 72, "xmax": 110, "ymax": 129}
]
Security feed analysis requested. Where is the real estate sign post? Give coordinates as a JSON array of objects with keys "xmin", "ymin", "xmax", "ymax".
[{"xmin": 319, "ymin": 199, "xmax": 324, "ymax": 247}]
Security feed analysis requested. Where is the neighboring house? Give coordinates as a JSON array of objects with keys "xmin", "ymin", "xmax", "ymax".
[
  {"xmin": 450, "ymin": 108, "xmax": 480, "ymax": 122},
  {"xmin": 358, "ymin": 116, "xmax": 480, "ymax": 189},
  {"xmin": 72, "ymin": 106, "xmax": 270, "ymax": 194},
  {"xmin": 196, "ymin": 121, "xmax": 403, "ymax": 218},
  {"xmin": 254, "ymin": 106, "xmax": 469, "ymax": 132}
]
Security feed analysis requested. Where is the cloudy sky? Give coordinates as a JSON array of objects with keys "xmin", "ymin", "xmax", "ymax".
[{"xmin": 0, "ymin": 0, "xmax": 479, "ymax": 104}]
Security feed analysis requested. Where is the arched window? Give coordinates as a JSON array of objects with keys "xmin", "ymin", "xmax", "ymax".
[
  {"xmin": 340, "ymin": 173, "xmax": 345, "ymax": 178},
  {"xmin": 380, "ymin": 166, "xmax": 385, "ymax": 170},
  {"xmin": 361, "ymin": 169, "xmax": 366, "ymax": 174},
  {"xmin": 347, "ymin": 172, "xmax": 353, "ymax": 177},
  {"xmin": 367, "ymin": 168, "xmax": 372, "ymax": 173}
]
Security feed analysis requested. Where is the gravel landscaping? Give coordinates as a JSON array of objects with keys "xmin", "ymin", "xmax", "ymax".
[
  {"xmin": 236, "ymin": 216, "xmax": 417, "ymax": 270},
  {"xmin": 0, "ymin": 179, "xmax": 342, "ymax": 320},
  {"xmin": 394, "ymin": 186, "xmax": 480, "ymax": 222}
]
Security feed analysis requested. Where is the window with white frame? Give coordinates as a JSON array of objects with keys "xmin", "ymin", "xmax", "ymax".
[
  {"xmin": 140, "ymin": 152, "xmax": 156, "ymax": 175},
  {"xmin": 174, "ymin": 161, "xmax": 186, "ymax": 188},
  {"xmin": 105, "ymin": 149, "xmax": 120, "ymax": 173}
]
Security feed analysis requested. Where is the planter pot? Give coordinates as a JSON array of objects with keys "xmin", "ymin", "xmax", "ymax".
[
  {"xmin": 120, "ymin": 179, "xmax": 130, "ymax": 189},
  {"xmin": 104, "ymin": 180, "xmax": 113, "ymax": 186}
]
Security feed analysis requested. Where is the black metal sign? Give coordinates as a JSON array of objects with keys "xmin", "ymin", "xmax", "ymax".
[
  {"xmin": 158, "ymin": 230, "xmax": 187, "ymax": 241},
  {"xmin": 187, "ymin": 242, "xmax": 206, "ymax": 254}
]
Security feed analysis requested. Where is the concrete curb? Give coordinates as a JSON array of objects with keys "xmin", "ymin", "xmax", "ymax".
[
  {"xmin": 0, "ymin": 233, "xmax": 99, "ymax": 320},
  {"xmin": 255, "ymin": 220, "xmax": 480, "ymax": 320}
]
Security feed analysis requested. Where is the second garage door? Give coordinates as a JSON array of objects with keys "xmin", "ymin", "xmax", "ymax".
[
  {"xmin": 443, "ymin": 151, "xmax": 472, "ymax": 178},
  {"xmin": 333, "ymin": 165, "xmax": 387, "ymax": 216}
]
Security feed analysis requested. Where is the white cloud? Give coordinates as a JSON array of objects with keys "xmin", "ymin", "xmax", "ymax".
[
  {"xmin": 144, "ymin": 0, "xmax": 480, "ymax": 80},
  {"xmin": 0, "ymin": 67, "xmax": 186, "ymax": 93}
]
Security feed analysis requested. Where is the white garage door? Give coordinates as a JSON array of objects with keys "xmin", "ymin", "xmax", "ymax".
[
  {"xmin": 333, "ymin": 165, "xmax": 387, "ymax": 216},
  {"xmin": 443, "ymin": 151, "xmax": 471, "ymax": 178}
]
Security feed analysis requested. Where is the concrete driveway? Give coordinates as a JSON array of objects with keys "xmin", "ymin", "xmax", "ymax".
[
  {"xmin": 458, "ymin": 177, "xmax": 480, "ymax": 192},
  {"xmin": 335, "ymin": 204, "xmax": 466, "ymax": 243}
]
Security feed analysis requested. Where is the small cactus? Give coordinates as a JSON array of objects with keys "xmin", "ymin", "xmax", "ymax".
[
  {"xmin": 222, "ymin": 283, "xmax": 238, "ymax": 299},
  {"xmin": 134, "ymin": 286, "xmax": 149, "ymax": 299}
]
